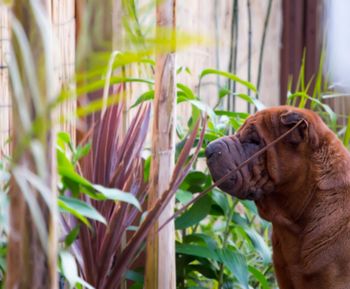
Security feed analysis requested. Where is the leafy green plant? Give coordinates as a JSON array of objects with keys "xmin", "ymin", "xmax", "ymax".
[
  {"xmin": 173, "ymin": 98, "xmax": 274, "ymax": 289},
  {"xmin": 0, "ymin": 160, "xmax": 9, "ymax": 288},
  {"xmin": 123, "ymin": 68, "xmax": 272, "ymax": 289},
  {"xmin": 286, "ymin": 50, "xmax": 350, "ymax": 148},
  {"xmin": 172, "ymin": 48, "xmax": 350, "ymax": 289},
  {"xmin": 57, "ymin": 102, "xmax": 205, "ymax": 289}
]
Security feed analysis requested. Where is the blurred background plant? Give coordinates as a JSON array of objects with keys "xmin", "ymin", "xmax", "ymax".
[{"xmin": 0, "ymin": 0, "xmax": 349, "ymax": 289}]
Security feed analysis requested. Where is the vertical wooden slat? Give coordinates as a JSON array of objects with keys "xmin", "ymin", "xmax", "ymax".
[
  {"xmin": 145, "ymin": 1, "xmax": 176, "ymax": 289},
  {"xmin": 280, "ymin": 0, "xmax": 304, "ymax": 102},
  {"xmin": 52, "ymin": 0, "xmax": 76, "ymax": 142},
  {"xmin": 280, "ymin": 0, "xmax": 323, "ymax": 103},
  {"xmin": 0, "ymin": 5, "xmax": 10, "ymax": 159}
]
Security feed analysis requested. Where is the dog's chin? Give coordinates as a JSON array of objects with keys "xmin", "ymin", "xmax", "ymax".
[
  {"xmin": 215, "ymin": 175, "xmax": 244, "ymax": 198},
  {"xmin": 242, "ymin": 188, "xmax": 265, "ymax": 201},
  {"xmin": 214, "ymin": 179, "xmax": 263, "ymax": 201}
]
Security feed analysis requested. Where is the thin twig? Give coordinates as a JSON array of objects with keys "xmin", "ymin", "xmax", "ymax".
[
  {"xmin": 256, "ymin": 0, "xmax": 273, "ymax": 99},
  {"xmin": 158, "ymin": 119, "xmax": 306, "ymax": 232}
]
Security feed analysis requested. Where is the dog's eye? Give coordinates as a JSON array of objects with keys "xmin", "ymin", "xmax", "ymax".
[
  {"xmin": 249, "ymin": 131, "xmax": 260, "ymax": 145},
  {"xmin": 241, "ymin": 130, "xmax": 261, "ymax": 146}
]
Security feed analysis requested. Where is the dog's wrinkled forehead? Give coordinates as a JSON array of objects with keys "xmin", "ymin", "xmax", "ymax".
[
  {"xmin": 238, "ymin": 107, "xmax": 311, "ymax": 132},
  {"xmin": 237, "ymin": 106, "xmax": 324, "ymax": 148}
]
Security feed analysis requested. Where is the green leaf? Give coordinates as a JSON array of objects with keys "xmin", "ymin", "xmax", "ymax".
[
  {"xmin": 76, "ymin": 277, "xmax": 95, "ymax": 289},
  {"xmin": 288, "ymin": 92, "xmax": 337, "ymax": 127},
  {"xmin": 219, "ymin": 88, "xmax": 231, "ymax": 99},
  {"xmin": 187, "ymin": 99, "xmax": 216, "ymax": 121},
  {"xmin": 93, "ymin": 184, "xmax": 141, "ymax": 211},
  {"xmin": 215, "ymin": 110, "xmax": 250, "ymax": 119},
  {"xmin": 143, "ymin": 156, "xmax": 151, "ymax": 182},
  {"xmin": 57, "ymin": 148, "xmax": 75, "ymax": 172},
  {"xmin": 0, "ymin": 167, "xmax": 10, "ymax": 185},
  {"xmin": 130, "ymin": 90, "xmax": 154, "ymax": 108},
  {"xmin": 73, "ymin": 143, "xmax": 91, "ymax": 163},
  {"xmin": 244, "ymin": 228, "xmax": 271, "ymax": 264},
  {"xmin": 177, "ymin": 83, "xmax": 196, "ymax": 100},
  {"xmin": 210, "ymin": 189, "xmax": 229, "ymax": 216},
  {"xmin": 183, "ymin": 233, "xmax": 218, "ymax": 251},
  {"xmin": 176, "ymin": 243, "xmax": 220, "ymax": 261},
  {"xmin": 233, "ymin": 93, "xmax": 265, "ymax": 111},
  {"xmin": 58, "ymin": 165, "xmax": 93, "ymax": 188},
  {"xmin": 344, "ymin": 117, "xmax": 350, "ymax": 147},
  {"xmin": 200, "ymin": 69, "xmax": 257, "ymax": 92},
  {"xmin": 177, "ymin": 66, "xmax": 192, "ymax": 75},
  {"xmin": 184, "ymin": 171, "xmax": 209, "ymax": 186},
  {"xmin": 60, "ymin": 251, "xmax": 79, "ymax": 288},
  {"xmin": 58, "ymin": 77, "xmax": 154, "ymax": 106},
  {"xmin": 218, "ymin": 248, "xmax": 249, "ymax": 289},
  {"xmin": 125, "ymin": 270, "xmax": 144, "ymax": 283},
  {"xmin": 175, "ymin": 195, "xmax": 212, "ymax": 229},
  {"xmin": 60, "ymin": 251, "xmax": 94, "ymax": 289},
  {"xmin": 186, "ymin": 264, "xmax": 218, "ymax": 280},
  {"xmin": 235, "ymin": 226, "xmax": 271, "ymax": 264},
  {"xmin": 248, "ymin": 266, "xmax": 271, "ymax": 289},
  {"xmin": 176, "ymin": 189, "xmax": 193, "ymax": 204},
  {"xmin": 58, "ymin": 195, "xmax": 106, "ymax": 225},
  {"xmin": 57, "ymin": 132, "xmax": 71, "ymax": 145},
  {"xmin": 240, "ymin": 200, "xmax": 258, "ymax": 215},
  {"xmin": 64, "ymin": 225, "xmax": 80, "ymax": 248},
  {"xmin": 188, "ymin": 105, "xmax": 201, "ymax": 131}
]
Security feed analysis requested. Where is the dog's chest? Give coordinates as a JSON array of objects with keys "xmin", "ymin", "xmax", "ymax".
[{"xmin": 273, "ymin": 225, "xmax": 350, "ymax": 289}]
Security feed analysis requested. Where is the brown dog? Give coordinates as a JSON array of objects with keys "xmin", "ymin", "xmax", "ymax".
[{"xmin": 206, "ymin": 106, "xmax": 350, "ymax": 289}]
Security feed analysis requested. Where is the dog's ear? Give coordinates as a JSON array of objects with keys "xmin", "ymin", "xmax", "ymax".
[
  {"xmin": 280, "ymin": 111, "xmax": 308, "ymax": 144},
  {"xmin": 280, "ymin": 111, "xmax": 307, "ymax": 127}
]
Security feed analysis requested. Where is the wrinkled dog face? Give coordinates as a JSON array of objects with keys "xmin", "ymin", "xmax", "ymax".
[
  {"xmin": 206, "ymin": 106, "xmax": 319, "ymax": 200},
  {"xmin": 205, "ymin": 126, "xmax": 273, "ymax": 200}
]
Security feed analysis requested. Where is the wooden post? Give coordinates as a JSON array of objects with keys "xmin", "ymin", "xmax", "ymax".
[
  {"xmin": 145, "ymin": 1, "xmax": 176, "ymax": 289},
  {"xmin": 6, "ymin": 1, "xmax": 58, "ymax": 288},
  {"xmin": 0, "ymin": 5, "xmax": 10, "ymax": 159}
]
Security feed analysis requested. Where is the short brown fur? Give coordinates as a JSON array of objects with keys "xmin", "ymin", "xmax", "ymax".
[{"xmin": 206, "ymin": 106, "xmax": 350, "ymax": 289}]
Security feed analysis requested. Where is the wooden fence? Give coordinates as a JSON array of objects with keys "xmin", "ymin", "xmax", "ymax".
[
  {"xmin": 0, "ymin": 0, "xmax": 283, "ymax": 155},
  {"xmin": 0, "ymin": 6, "xmax": 10, "ymax": 159}
]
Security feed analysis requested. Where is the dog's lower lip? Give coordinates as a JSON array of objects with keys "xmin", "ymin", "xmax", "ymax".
[{"xmin": 246, "ymin": 194, "xmax": 255, "ymax": 200}]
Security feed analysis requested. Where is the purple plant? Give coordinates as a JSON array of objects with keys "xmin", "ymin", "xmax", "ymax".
[{"xmin": 61, "ymin": 102, "xmax": 205, "ymax": 289}]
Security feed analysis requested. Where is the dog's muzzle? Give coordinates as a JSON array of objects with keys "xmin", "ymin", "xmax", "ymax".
[{"xmin": 206, "ymin": 136, "xmax": 267, "ymax": 200}]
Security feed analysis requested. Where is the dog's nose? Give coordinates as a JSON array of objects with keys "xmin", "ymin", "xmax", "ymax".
[{"xmin": 205, "ymin": 141, "xmax": 223, "ymax": 159}]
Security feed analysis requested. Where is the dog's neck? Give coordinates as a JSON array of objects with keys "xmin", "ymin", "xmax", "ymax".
[
  {"xmin": 255, "ymin": 135, "xmax": 350, "ymax": 234},
  {"xmin": 255, "ymin": 184, "xmax": 317, "ymax": 234}
]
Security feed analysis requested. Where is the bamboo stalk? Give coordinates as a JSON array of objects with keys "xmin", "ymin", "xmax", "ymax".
[
  {"xmin": 246, "ymin": 0, "xmax": 252, "ymax": 113},
  {"xmin": 0, "ymin": 5, "xmax": 10, "ymax": 159},
  {"xmin": 145, "ymin": 1, "xmax": 176, "ymax": 289}
]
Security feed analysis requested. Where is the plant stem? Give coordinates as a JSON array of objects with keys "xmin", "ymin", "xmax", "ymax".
[
  {"xmin": 214, "ymin": 0, "xmax": 222, "ymax": 105},
  {"xmin": 256, "ymin": 0, "xmax": 273, "ymax": 99},
  {"xmin": 247, "ymin": 0, "xmax": 252, "ymax": 113},
  {"xmin": 227, "ymin": 0, "xmax": 239, "ymax": 114},
  {"xmin": 218, "ymin": 200, "xmax": 238, "ymax": 289}
]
